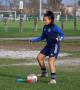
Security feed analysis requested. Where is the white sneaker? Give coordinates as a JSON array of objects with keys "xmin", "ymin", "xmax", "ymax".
[
  {"xmin": 49, "ymin": 79, "xmax": 56, "ymax": 84},
  {"xmin": 37, "ymin": 73, "xmax": 48, "ymax": 77}
]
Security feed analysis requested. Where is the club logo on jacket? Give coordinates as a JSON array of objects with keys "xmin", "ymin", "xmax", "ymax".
[{"xmin": 48, "ymin": 28, "xmax": 51, "ymax": 32}]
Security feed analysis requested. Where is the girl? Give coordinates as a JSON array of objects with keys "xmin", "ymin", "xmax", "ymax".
[{"xmin": 31, "ymin": 11, "xmax": 64, "ymax": 84}]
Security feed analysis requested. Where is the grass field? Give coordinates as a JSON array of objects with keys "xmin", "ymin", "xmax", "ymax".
[
  {"xmin": 0, "ymin": 59, "xmax": 80, "ymax": 90},
  {"xmin": 0, "ymin": 20, "xmax": 80, "ymax": 37},
  {"xmin": 0, "ymin": 40, "xmax": 80, "ymax": 90},
  {"xmin": 0, "ymin": 20, "xmax": 80, "ymax": 90}
]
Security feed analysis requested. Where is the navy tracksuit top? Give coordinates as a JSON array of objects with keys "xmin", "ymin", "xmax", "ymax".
[{"xmin": 32, "ymin": 24, "xmax": 64, "ymax": 45}]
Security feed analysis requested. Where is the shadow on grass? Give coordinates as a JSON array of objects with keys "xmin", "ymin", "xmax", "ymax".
[{"xmin": 0, "ymin": 73, "xmax": 25, "ymax": 79}]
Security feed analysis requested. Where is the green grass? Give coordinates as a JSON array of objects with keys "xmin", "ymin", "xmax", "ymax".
[
  {"xmin": 67, "ymin": 51, "xmax": 80, "ymax": 57},
  {"xmin": 0, "ymin": 58, "xmax": 35, "ymax": 65},
  {"xmin": 0, "ymin": 63, "xmax": 80, "ymax": 90},
  {"xmin": 0, "ymin": 66, "xmax": 80, "ymax": 90},
  {"xmin": 0, "ymin": 21, "xmax": 80, "ymax": 37},
  {"xmin": 0, "ymin": 39, "xmax": 80, "ymax": 90}
]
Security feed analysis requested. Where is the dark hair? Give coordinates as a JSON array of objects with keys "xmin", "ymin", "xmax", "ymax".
[{"xmin": 44, "ymin": 11, "xmax": 54, "ymax": 24}]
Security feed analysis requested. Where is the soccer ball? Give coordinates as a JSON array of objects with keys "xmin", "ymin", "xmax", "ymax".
[{"xmin": 27, "ymin": 74, "xmax": 37, "ymax": 83}]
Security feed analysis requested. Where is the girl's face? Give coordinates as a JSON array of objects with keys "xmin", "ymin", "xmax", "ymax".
[{"xmin": 43, "ymin": 16, "xmax": 51, "ymax": 25}]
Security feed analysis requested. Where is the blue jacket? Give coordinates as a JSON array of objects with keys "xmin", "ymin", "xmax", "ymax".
[{"xmin": 32, "ymin": 24, "xmax": 64, "ymax": 45}]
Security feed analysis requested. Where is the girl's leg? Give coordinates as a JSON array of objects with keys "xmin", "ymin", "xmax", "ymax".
[
  {"xmin": 48, "ymin": 57, "xmax": 56, "ymax": 84},
  {"xmin": 37, "ymin": 53, "xmax": 46, "ymax": 69},
  {"xmin": 37, "ymin": 53, "xmax": 48, "ymax": 77}
]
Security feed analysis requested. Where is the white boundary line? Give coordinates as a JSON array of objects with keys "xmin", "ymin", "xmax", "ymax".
[
  {"xmin": 0, "ymin": 59, "xmax": 80, "ymax": 67},
  {"xmin": 0, "ymin": 49, "xmax": 72, "ymax": 59}
]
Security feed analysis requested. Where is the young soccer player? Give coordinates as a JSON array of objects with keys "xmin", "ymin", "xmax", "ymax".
[{"xmin": 31, "ymin": 11, "xmax": 64, "ymax": 84}]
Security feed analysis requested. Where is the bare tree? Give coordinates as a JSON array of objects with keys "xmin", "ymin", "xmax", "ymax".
[
  {"xmin": 30, "ymin": 0, "xmax": 39, "ymax": 15},
  {"xmin": 78, "ymin": 0, "xmax": 80, "ymax": 6},
  {"xmin": 0, "ymin": 1, "xmax": 2, "ymax": 6},
  {"xmin": 48, "ymin": 0, "xmax": 62, "ymax": 11}
]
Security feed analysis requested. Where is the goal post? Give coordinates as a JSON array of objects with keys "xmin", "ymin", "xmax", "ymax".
[
  {"xmin": 0, "ymin": 10, "xmax": 16, "ymax": 21},
  {"xmin": 53, "ymin": 11, "xmax": 61, "ymax": 21}
]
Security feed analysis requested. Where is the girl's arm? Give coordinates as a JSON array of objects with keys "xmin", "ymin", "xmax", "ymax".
[
  {"xmin": 31, "ymin": 36, "xmax": 44, "ymax": 43},
  {"xmin": 55, "ymin": 25, "xmax": 64, "ymax": 41},
  {"xmin": 31, "ymin": 28, "xmax": 46, "ymax": 43}
]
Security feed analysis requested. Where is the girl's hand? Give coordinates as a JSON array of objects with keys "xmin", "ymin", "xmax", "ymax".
[{"xmin": 56, "ymin": 37, "xmax": 64, "ymax": 41}]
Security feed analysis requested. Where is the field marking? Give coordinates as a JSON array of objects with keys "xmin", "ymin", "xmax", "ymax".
[
  {"xmin": 0, "ymin": 49, "xmax": 72, "ymax": 59},
  {"xmin": 0, "ymin": 36, "xmax": 80, "ymax": 40},
  {"xmin": 0, "ymin": 59, "xmax": 80, "ymax": 67},
  {"xmin": 0, "ymin": 63, "xmax": 38, "ymax": 67}
]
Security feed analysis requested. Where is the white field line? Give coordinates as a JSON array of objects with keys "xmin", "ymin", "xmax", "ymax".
[
  {"xmin": 0, "ymin": 63, "xmax": 38, "ymax": 67},
  {"xmin": 0, "ymin": 49, "xmax": 72, "ymax": 59},
  {"xmin": 0, "ymin": 59, "xmax": 80, "ymax": 67},
  {"xmin": 0, "ymin": 36, "xmax": 80, "ymax": 40}
]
